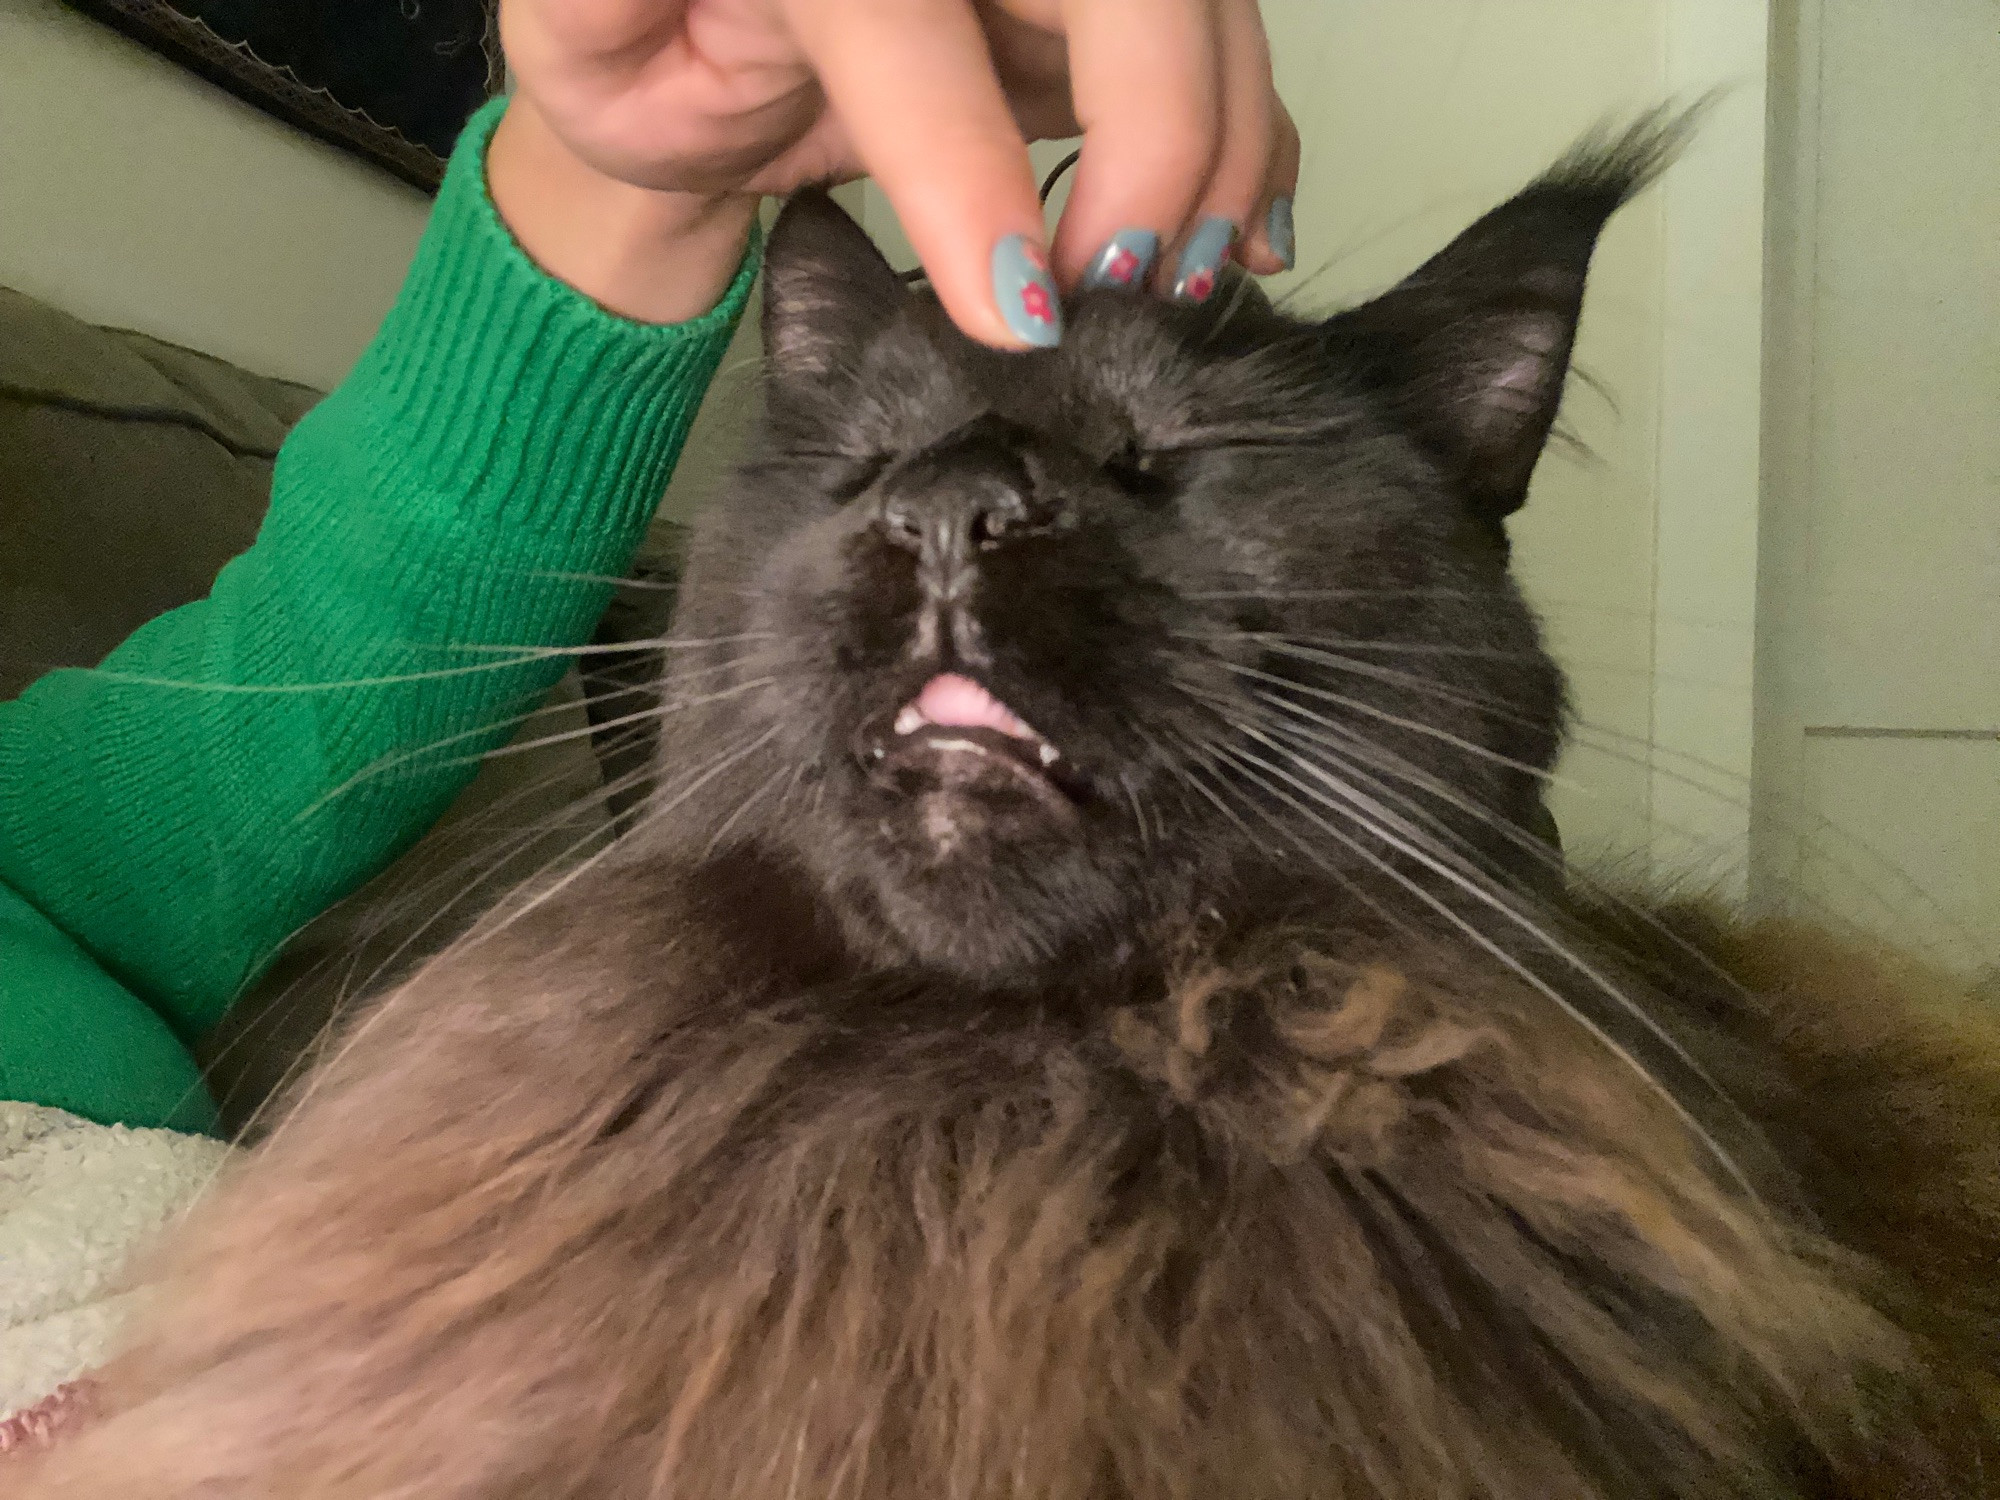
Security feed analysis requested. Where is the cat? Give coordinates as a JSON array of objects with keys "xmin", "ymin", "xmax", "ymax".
[{"xmin": 20, "ymin": 113, "xmax": 1999, "ymax": 1498}]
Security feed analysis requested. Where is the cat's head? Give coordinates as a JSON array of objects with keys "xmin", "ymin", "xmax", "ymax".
[{"xmin": 655, "ymin": 117, "xmax": 1691, "ymax": 986}]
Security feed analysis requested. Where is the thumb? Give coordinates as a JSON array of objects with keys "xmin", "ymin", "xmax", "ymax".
[{"xmin": 784, "ymin": 0, "xmax": 1060, "ymax": 349}]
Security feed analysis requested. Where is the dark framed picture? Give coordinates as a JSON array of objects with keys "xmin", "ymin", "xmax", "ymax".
[{"xmin": 61, "ymin": 0, "xmax": 504, "ymax": 192}]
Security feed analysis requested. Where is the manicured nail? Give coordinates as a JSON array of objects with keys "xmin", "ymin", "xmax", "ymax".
[
  {"xmin": 1172, "ymin": 216, "xmax": 1237, "ymax": 302},
  {"xmin": 1265, "ymin": 196, "xmax": 1296, "ymax": 271},
  {"xmin": 991, "ymin": 234, "xmax": 1064, "ymax": 347},
  {"xmin": 1080, "ymin": 229, "xmax": 1161, "ymax": 291}
]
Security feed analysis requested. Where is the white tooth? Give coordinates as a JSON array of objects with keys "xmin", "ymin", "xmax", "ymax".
[
  {"xmin": 1038, "ymin": 742, "xmax": 1060, "ymax": 767},
  {"xmin": 894, "ymin": 705, "xmax": 925, "ymax": 735}
]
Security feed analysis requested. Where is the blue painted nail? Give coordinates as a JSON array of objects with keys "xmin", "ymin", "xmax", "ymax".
[
  {"xmin": 991, "ymin": 234, "xmax": 1063, "ymax": 347},
  {"xmin": 1172, "ymin": 216, "xmax": 1237, "ymax": 302},
  {"xmin": 1080, "ymin": 229, "xmax": 1161, "ymax": 291},
  {"xmin": 1266, "ymin": 196, "xmax": 1296, "ymax": 271}
]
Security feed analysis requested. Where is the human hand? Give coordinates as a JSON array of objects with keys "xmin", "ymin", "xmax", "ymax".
[{"xmin": 494, "ymin": 0, "xmax": 1298, "ymax": 344}]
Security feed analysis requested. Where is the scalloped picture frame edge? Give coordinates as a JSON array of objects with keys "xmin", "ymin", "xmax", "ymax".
[{"xmin": 59, "ymin": 0, "xmax": 504, "ymax": 194}]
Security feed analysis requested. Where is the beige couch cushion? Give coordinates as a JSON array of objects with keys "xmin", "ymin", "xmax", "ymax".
[{"xmin": 0, "ymin": 287, "xmax": 319, "ymax": 700}]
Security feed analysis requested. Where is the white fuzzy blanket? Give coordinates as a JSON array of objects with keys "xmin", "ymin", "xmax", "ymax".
[{"xmin": 0, "ymin": 1103, "xmax": 229, "ymax": 1429}]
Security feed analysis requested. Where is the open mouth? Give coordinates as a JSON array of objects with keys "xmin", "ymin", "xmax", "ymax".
[{"xmin": 858, "ymin": 673, "xmax": 1086, "ymax": 811}]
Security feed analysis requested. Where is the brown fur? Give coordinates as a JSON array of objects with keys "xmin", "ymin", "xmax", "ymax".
[
  {"xmin": 16, "ymin": 872, "xmax": 1998, "ymax": 1497},
  {"xmin": 1586, "ymin": 906, "xmax": 2000, "ymax": 1425}
]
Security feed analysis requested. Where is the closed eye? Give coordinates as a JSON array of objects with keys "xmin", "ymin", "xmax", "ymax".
[
  {"xmin": 827, "ymin": 453, "xmax": 891, "ymax": 503},
  {"xmin": 1101, "ymin": 438, "xmax": 1179, "ymax": 503},
  {"xmin": 751, "ymin": 446, "xmax": 889, "ymax": 500}
]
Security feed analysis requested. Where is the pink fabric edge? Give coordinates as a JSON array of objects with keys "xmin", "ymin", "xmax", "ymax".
[{"xmin": 0, "ymin": 1378, "xmax": 99, "ymax": 1455}]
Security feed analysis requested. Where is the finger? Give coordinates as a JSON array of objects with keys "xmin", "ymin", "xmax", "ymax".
[
  {"xmin": 1236, "ymin": 104, "xmax": 1301, "ymax": 277},
  {"xmin": 978, "ymin": 7, "xmax": 1081, "ymax": 142},
  {"xmin": 1162, "ymin": 0, "xmax": 1285, "ymax": 299},
  {"xmin": 1046, "ymin": 0, "xmax": 1224, "ymax": 293},
  {"xmin": 786, "ymin": 0, "xmax": 1057, "ymax": 350}
]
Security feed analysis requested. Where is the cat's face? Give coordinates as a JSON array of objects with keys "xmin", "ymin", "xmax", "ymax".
[{"xmin": 657, "ymin": 132, "xmax": 1675, "ymax": 985}]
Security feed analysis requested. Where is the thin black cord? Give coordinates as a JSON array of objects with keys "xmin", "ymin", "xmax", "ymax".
[
  {"xmin": 897, "ymin": 149, "xmax": 1083, "ymax": 285},
  {"xmin": 1038, "ymin": 149, "xmax": 1083, "ymax": 206}
]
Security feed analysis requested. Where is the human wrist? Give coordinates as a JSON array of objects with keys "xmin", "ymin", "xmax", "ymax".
[
  {"xmin": 485, "ymin": 95, "xmax": 759, "ymax": 325},
  {"xmin": 339, "ymin": 94, "xmax": 761, "ymax": 541}
]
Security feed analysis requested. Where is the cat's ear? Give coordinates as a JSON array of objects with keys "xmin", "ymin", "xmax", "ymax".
[
  {"xmin": 762, "ymin": 189, "xmax": 908, "ymax": 384},
  {"xmin": 1333, "ymin": 110, "xmax": 1699, "ymax": 521}
]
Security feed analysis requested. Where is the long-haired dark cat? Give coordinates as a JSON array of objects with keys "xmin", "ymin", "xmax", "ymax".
[{"xmin": 22, "ymin": 116, "xmax": 1998, "ymax": 1498}]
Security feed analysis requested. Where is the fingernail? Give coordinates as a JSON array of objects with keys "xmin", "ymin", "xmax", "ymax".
[
  {"xmin": 1080, "ymin": 229, "xmax": 1161, "ymax": 291},
  {"xmin": 1172, "ymin": 216, "xmax": 1237, "ymax": 302},
  {"xmin": 1265, "ymin": 196, "xmax": 1296, "ymax": 271},
  {"xmin": 991, "ymin": 234, "xmax": 1064, "ymax": 347}
]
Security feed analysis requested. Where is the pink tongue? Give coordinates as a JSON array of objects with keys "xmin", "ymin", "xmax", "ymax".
[{"xmin": 915, "ymin": 673, "xmax": 1033, "ymax": 738}]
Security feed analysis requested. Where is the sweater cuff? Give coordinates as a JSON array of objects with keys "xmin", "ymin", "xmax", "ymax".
[{"xmin": 337, "ymin": 96, "xmax": 762, "ymax": 540}]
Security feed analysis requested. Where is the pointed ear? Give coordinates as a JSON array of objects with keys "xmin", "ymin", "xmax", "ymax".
[
  {"xmin": 762, "ymin": 189, "xmax": 908, "ymax": 385},
  {"xmin": 1333, "ymin": 109, "xmax": 1700, "ymax": 520}
]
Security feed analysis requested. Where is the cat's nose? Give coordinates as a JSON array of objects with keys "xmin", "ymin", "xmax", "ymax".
[
  {"xmin": 877, "ymin": 482, "xmax": 1033, "ymax": 556},
  {"xmin": 875, "ymin": 415, "xmax": 1056, "ymax": 560}
]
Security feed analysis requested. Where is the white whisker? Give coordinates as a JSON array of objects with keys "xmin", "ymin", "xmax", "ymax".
[{"xmin": 294, "ymin": 671, "xmax": 777, "ymax": 820}]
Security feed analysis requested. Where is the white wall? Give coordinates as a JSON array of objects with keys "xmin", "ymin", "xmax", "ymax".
[
  {"xmin": 1757, "ymin": 0, "xmax": 2000, "ymax": 976},
  {"xmin": 1236, "ymin": 2, "xmax": 1774, "ymax": 891},
  {"xmin": 1649, "ymin": 1, "xmax": 1769, "ymax": 892},
  {"xmin": 1258, "ymin": 0, "xmax": 1768, "ymax": 881},
  {"xmin": 0, "ymin": 0, "xmax": 428, "ymax": 389}
]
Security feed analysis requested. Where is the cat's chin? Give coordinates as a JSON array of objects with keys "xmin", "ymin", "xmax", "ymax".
[{"xmin": 799, "ymin": 773, "xmax": 1133, "ymax": 984}]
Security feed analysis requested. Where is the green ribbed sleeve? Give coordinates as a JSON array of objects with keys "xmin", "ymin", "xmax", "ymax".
[{"xmin": 0, "ymin": 99, "xmax": 758, "ymax": 1129}]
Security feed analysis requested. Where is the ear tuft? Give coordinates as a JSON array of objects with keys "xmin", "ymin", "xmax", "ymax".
[
  {"xmin": 762, "ymin": 189, "xmax": 908, "ymax": 384},
  {"xmin": 1332, "ymin": 103, "xmax": 1708, "ymax": 521},
  {"xmin": 1537, "ymin": 101, "xmax": 1711, "ymax": 208}
]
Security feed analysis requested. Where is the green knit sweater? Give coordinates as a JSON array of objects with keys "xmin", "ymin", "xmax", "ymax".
[{"xmin": 0, "ymin": 101, "xmax": 757, "ymax": 1134}]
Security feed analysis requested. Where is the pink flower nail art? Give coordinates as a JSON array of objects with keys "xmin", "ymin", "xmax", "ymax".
[
  {"xmin": 993, "ymin": 234, "xmax": 1064, "ymax": 346},
  {"xmin": 1103, "ymin": 246, "xmax": 1143, "ymax": 285}
]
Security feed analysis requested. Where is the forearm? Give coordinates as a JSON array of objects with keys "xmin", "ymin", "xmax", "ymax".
[{"xmin": 0, "ymin": 99, "xmax": 759, "ymax": 1042}]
